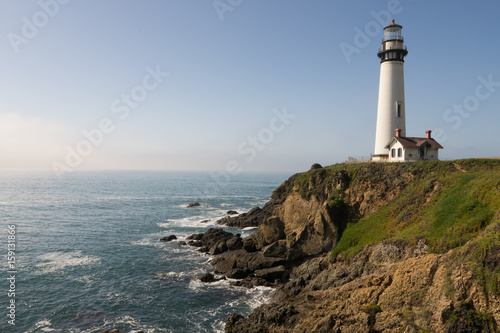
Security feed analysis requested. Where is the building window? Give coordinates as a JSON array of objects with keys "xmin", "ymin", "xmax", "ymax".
[
  {"xmin": 398, "ymin": 148, "xmax": 402, "ymax": 157},
  {"xmin": 391, "ymin": 148, "xmax": 395, "ymax": 158},
  {"xmin": 396, "ymin": 102, "xmax": 402, "ymax": 118}
]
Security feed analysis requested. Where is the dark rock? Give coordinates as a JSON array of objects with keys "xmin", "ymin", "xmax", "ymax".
[
  {"xmin": 209, "ymin": 240, "xmax": 228, "ymax": 255},
  {"xmin": 197, "ymin": 272, "xmax": 223, "ymax": 283},
  {"xmin": 216, "ymin": 206, "xmax": 272, "ymax": 228},
  {"xmin": 226, "ymin": 235, "xmax": 243, "ymax": 251},
  {"xmin": 311, "ymin": 163, "xmax": 323, "ymax": 169},
  {"xmin": 198, "ymin": 246, "xmax": 209, "ymax": 253},
  {"xmin": 227, "ymin": 268, "xmax": 250, "ymax": 279},
  {"xmin": 200, "ymin": 219, "xmax": 210, "ymax": 223},
  {"xmin": 252, "ymin": 216, "xmax": 286, "ymax": 250},
  {"xmin": 246, "ymin": 252, "xmax": 284, "ymax": 271},
  {"xmin": 226, "ymin": 313, "xmax": 244, "ymax": 328},
  {"xmin": 225, "ymin": 303, "xmax": 298, "ymax": 332},
  {"xmin": 262, "ymin": 240, "xmax": 288, "ymax": 258},
  {"xmin": 254, "ymin": 265, "xmax": 289, "ymax": 282},
  {"xmin": 188, "ymin": 240, "xmax": 202, "ymax": 247},
  {"xmin": 242, "ymin": 235, "xmax": 258, "ymax": 252},
  {"xmin": 186, "ymin": 202, "xmax": 200, "ymax": 208},
  {"xmin": 202, "ymin": 228, "xmax": 234, "ymax": 249},
  {"xmin": 231, "ymin": 276, "xmax": 272, "ymax": 288},
  {"xmin": 187, "ymin": 233, "xmax": 203, "ymax": 241},
  {"xmin": 176, "ymin": 241, "xmax": 187, "ymax": 247},
  {"xmin": 212, "ymin": 252, "xmax": 237, "ymax": 273},
  {"xmin": 159, "ymin": 235, "xmax": 177, "ymax": 242},
  {"xmin": 187, "ymin": 228, "xmax": 234, "ymax": 252},
  {"xmin": 227, "ymin": 210, "xmax": 238, "ymax": 215}
]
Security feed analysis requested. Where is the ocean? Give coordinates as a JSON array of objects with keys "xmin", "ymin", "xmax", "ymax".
[{"xmin": 1, "ymin": 170, "xmax": 291, "ymax": 333}]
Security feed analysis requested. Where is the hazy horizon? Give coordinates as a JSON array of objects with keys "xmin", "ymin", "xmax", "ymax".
[{"xmin": 1, "ymin": 1, "xmax": 499, "ymax": 174}]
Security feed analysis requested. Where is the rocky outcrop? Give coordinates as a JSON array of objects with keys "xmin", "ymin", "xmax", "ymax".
[
  {"xmin": 196, "ymin": 272, "xmax": 226, "ymax": 283},
  {"xmin": 226, "ymin": 241, "xmax": 500, "ymax": 332},
  {"xmin": 186, "ymin": 160, "xmax": 500, "ymax": 332},
  {"xmin": 187, "ymin": 228, "xmax": 242, "ymax": 254},
  {"xmin": 159, "ymin": 235, "xmax": 177, "ymax": 242},
  {"xmin": 217, "ymin": 206, "xmax": 272, "ymax": 228}
]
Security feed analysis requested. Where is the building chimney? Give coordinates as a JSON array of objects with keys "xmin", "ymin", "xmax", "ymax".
[
  {"xmin": 395, "ymin": 128, "xmax": 402, "ymax": 138},
  {"xmin": 426, "ymin": 130, "xmax": 432, "ymax": 139}
]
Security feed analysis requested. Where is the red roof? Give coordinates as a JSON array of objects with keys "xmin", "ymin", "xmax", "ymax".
[{"xmin": 388, "ymin": 136, "xmax": 444, "ymax": 149}]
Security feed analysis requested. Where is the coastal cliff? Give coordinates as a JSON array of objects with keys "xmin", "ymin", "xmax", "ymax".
[{"xmin": 196, "ymin": 159, "xmax": 500, "ymax": 332}]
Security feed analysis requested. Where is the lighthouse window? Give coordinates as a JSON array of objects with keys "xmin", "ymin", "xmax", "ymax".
[
  {"xmin": 396, "ymin": 102, "xmax": 402, "ymax": 118},
  {"xmin": 398, "ymin": 148, "xmax": 402, "ymax": 157},
  {"xmin": 391, "ymin": 149, "xmax": 395, "ymax": 158}
]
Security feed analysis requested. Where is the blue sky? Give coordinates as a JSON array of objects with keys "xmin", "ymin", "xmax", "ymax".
[{"xmin": 1, "ymin": 0, "xmax": 499, "ymax": 173}]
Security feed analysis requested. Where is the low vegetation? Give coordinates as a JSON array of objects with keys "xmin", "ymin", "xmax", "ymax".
[{"xmin": 287, "ymin": 159, "xmax": 500, "ymax": 259}]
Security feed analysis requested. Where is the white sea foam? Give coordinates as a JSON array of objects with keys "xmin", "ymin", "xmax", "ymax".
[
  {"xmin": 29, "ymin": 319, "xmax": 58, "ymax": 332},
  {"xmin": 211, "ymin": 320, "xmax": 226, "ymax": 333},
  {"xmin": 35, "ymin": 251, "xmax": 100, "ymax": 274},
  {"xmin": 156, "ymin": 267, "xmax": 206, "ymax": 281},
  {"xmin": 244, "ymin": 285, "xmax": 274, "ymax": 309},
  {"xmin": 78, "ymin": 314, "xmax": 173, "ymax": 333},
  {"xmin": 242, "ymin": 226, "xmax": 258, "ymax": 231}
]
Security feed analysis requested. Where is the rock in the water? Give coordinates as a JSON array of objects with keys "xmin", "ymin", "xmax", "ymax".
[
  {"xmin": 176, "ymin": 241, "xmax": 187, "ymax": 247},
  {"xmin": 187, "ymin": 233, "xmax": 203, "ymax": 241},
  {"xmin": 209, "ymin": 240, "xmax": 228, "ymax": 255},
  {"xmin": 200, "ymin": 219, "xmax": 210, "ymax": 223},
  {"xmin": 311, "ymin": 163, "xmax": 323, "ymax": 169},
  {"xmin": 187, "ymin": 240, "xmax": 202, "ymax": 247},
  {"xmin": 159, "ymin": 235, "xmax": 177, "ymax": 242},
  {"xmin": 187, "ymin": 228, "xmax": 234, "ymax": 253},
  {"xmin": 197, "ymin": 272, "xmax": 225, "ymax": 283},
  {"xmin": 217, "ymin": 206, "xmax": 272, "ymax": 228},
  {"xmin": 186, "ymin": 202, "xmax": 200, "ymax": 208}
]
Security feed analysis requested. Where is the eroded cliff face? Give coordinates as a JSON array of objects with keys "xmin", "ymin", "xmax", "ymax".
[
  {"xmin": 226, "ymin": 235, "xmax": 500, "ymax": 332},
  {"xmin": 220, "ymin": 161, "xmax": 500, "ymax": 332},
  {"xmin": 267, "ymin": 165, "xmax": 419, "ymax": 260}
]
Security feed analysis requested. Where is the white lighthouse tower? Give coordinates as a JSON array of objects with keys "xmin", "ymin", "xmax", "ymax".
[{"xmin": 372, "ymin": 19, "xmax": 408, "ymax": 161}]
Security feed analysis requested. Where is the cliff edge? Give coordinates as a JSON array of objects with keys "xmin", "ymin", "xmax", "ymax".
[{"xmin": 204, "ymin": 159, "xmax": 500, "ymax": 332}]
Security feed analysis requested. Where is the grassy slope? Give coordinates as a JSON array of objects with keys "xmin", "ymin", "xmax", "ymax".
[
  {"xmin": 328, "ymin": 159, "xmax": 500, "ymax": 258},
  {"xmin": 287, "ymin": 159, "xmax": 500, "ymax": 259}
]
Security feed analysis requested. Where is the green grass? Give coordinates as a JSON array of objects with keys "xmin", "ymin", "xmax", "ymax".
[{"xmin": 327, "ymin": 159, "xmax": 500, "ymax": 258}]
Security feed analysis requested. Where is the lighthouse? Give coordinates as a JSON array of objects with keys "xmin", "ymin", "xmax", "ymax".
[{"xmin": 372, "ymin": 19, "xmax": 408, "ymax": 161}]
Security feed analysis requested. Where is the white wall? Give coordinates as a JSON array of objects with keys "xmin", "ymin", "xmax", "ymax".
[
  {"xmin": 374, "ymin": 61, "xmax": 406, "ymax": 156},
  {"xmin": 388, "ymin": 141, "xmax": 440, "ymax": 162}
]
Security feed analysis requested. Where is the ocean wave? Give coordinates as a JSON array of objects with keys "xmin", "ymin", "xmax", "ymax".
[
  {"xmin": 35, "ymin": 251, "xmax": 100, "ymax": 274},
  {"xmin": 31, "ymin": 319, "xmax": 58, "ymax": 332},
  {"xmin": 156, "ymin": 267, "xmax": 206, "ymax": 282}
]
